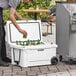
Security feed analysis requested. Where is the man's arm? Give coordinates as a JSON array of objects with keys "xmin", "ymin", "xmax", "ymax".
[
  {"xmin": 9, "ymin": 8, "xmax": 27, "ymax": 36},
  {"xmin": 15, "ymin": 11, "xmax": 25, "ymax": 20}
]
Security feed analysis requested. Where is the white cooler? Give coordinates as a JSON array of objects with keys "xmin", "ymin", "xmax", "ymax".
[{"xmin": 5, "ymin": 20, "xmax": 58, "ymax": 67}]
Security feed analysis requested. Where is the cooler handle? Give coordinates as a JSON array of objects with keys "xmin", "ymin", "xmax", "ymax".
[{"xmin": 37, "ymin": 49, "xmax": 44, "ymax": 51}]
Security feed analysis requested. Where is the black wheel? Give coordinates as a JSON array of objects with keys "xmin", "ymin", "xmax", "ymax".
[
  {"xmin": 51, "ymin": 57, "xmax": 58, "ymax": 65},
  {"xmin": 59, "ymin": 55, "xmax": 63, "ymax": 62}
]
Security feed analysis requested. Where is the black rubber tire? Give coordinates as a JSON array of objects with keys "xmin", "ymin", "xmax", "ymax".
[{"xmin": 51, "ymin": 57, "xmax": 58, "ymax": 65}]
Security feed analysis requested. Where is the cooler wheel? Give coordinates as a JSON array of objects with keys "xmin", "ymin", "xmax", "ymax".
[{"xmin": 51, "ymin": 57, "xmax": 58, "ymax": 65}]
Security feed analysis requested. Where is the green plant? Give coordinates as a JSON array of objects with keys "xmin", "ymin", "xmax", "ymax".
[
  {"xmin": 26, "ymin": 40, "xmax": 30, "ymax": 45},
  {"xmin": 36, "ymin": 40, "xmax": 41, "ymax": 45},
  {"xmin": 3, "ymin": 10, "xmax": 10, "ymax": 22},
  {"xmin": 3, "ymin": 0, "xmax": 55, "ymax": 22},
  {"xmin": 23, "ymin": 35, "xmax": 27, "ymax": 38},
  {"xmin": 31, "ymin": 41, "xmax": 36, "ymax": 45}
]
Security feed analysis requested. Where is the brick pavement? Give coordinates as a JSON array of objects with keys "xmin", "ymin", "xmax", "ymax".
[{"xmin": 0, "ymin": 62, "xmax": 76, "ymax": 76}]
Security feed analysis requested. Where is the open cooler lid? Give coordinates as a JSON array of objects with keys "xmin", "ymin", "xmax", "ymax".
[{"xmin": 6, "ymin": 20, "xmax": 42, "ymax": 45}]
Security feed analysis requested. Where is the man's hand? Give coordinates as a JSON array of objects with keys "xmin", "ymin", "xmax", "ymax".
[
  {"xmin": 19, "ymin": 29, "xmax": 27, "ymax": 36},
  {"xmin": 23, "ymin": 19, "xmax": 28, "ymax": 21}
]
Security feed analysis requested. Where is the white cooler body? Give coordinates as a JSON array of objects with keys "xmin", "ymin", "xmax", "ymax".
[{"xmin": 5, "ymin": 20, "xmax": 57, "ymax": 67}]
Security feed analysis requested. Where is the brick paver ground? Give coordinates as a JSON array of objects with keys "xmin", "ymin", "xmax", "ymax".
[{"xmin": 0, "ymin": 62, "xmax": 76, "ymax": 76}]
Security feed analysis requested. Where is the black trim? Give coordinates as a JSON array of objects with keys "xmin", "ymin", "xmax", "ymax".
[
  {"xmin": 13, "ymin": 48, "xmax": 21, "ymax": 65},
  {"xmin": 13, "ymin": 48, "xmax": 15, "ymax": 62},
  {"xmin": 9, "ymin": 22, "xmax": 41, "ymax": 43},
  {"xmin": 19, "ymin": 49, "xmax": 21, "ymax": 64}
]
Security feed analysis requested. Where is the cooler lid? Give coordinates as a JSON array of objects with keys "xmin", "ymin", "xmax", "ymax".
[{"xmin": 6, "ymin": 20, "xmax": 42, "ymax": 44}]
